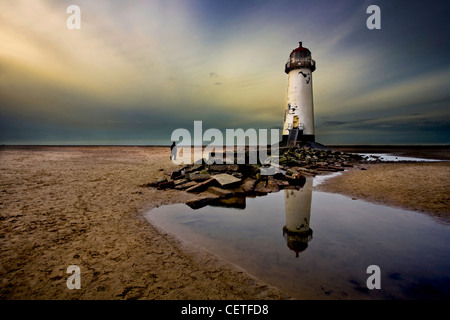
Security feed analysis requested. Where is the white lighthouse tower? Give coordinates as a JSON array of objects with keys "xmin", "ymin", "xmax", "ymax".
[{"xmin": 282, "ymin": 42, "xmax": 316, "ymax": 146}]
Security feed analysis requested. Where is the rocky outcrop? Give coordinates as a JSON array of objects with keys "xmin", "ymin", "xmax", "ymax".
[{"xmin": 143, "ymin": 146, "xmax": 366, "ymax": 209}]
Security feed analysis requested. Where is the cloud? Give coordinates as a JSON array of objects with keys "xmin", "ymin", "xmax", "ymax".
[
  {"xmin": 335, "ymin": 69, "xmax": 450, "ymax": 115},
  {"xmin": 0, "ymin": 0, "xmax": 449, "ymax": 144}
]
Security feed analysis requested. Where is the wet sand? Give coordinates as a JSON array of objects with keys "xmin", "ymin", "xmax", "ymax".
[{"xmin": 0, "ymin": 146, "xmax": 284, "ymax": 300}]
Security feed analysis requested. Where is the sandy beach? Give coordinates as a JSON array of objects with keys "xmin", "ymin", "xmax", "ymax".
[
  {"xmin": 0, "ymin": 146, "xmax": 449, "ymax": 299},
  {"xmin": 0, "ymin": 146, "xmax": 285, "ymax": 300}
]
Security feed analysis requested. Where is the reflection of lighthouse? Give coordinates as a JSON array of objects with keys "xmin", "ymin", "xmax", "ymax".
[
  {"xmin": 282, "ymin": 178, "xmax": 313, "ymax": 257},
  {"xmin": 281, "ymin": 42, "xmax": 316, "ymax": 146}
]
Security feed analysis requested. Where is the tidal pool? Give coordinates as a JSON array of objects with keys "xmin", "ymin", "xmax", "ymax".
[{"xmin": 145, "ymin": 176, "xmax": 450, "ymax": 300}]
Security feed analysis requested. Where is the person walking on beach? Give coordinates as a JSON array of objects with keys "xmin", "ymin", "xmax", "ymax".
[{"xmin": 170, "ymin": 141, "xmax": 177, "ymax": 160}]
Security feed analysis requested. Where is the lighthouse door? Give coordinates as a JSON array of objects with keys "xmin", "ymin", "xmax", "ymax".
[{"xmin": 293, "ymin": 116, "xmax": 299, "ymax": 129}]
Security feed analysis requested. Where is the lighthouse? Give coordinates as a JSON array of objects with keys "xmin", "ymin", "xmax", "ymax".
[
  {"xmin": 282, "ymin": 178, "xmax": 313, "ymax": 257},
  {"xmin": 282, "ymin": 42, "xmax": 316, "ymax": 146}
]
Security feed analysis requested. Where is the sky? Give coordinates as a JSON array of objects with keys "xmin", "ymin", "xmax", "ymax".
[{"xmin": 0, "ymin": 0, "xmax": 449, "ymax": 145}]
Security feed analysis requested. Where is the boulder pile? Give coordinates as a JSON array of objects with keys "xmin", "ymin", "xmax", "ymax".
[{"xmin": 143, "ymin": 147, "xmax": 365, "ymax": 209}]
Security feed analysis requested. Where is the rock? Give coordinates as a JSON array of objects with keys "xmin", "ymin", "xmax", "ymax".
[
  {"xmin": 189, "ymin": 173, "xmax": 211, "ymax": 181},
  {"xmin": 297, "ymin": 171, "xmax": 316, "ymax": 177},
  {"xmin": 231, "ymin": 172, "xmax": 243, "ymax": 179},
  {"xmin": 328, "ymin": 166, "xmax": 345, "ymax": 171},
  {"xmin": 278, "ymin": 156, "xmax": 288, "ymax": 165},
  {"xmin": 208, "ymin": 186, "xmax": 233, "ymax": 198},
  {"xmin": 271, "ymin": 178, "xmax": 290, "ymax": 188},
  {"xmin": 316, "ymin": 167, "xmax": 337, "ymax": 172},
  {"xmin": 241, "ymin": 178, "xmax": 256, "ymax": 193},
  {"xmin": 211, "ymin": 173, "xmax": 241, "ymax": 188},
  {"xmin": 185, "ymin": 178, "xmax": 215, "ymax": 193},
  {"xmin": 295, "ymin": 167, "xmax": 317, "ymax": 175},
  {"xmin": 186, "ymin": 196, "xmax": 216, "ymax": 209},
  {"xmin": 285, "ymin": 175, "xmax": 306, "ymax": 187},
  {"xmin": 208, "ymin": 164, "xmax": 239, "ymax": 172},
  {"xmin": 211, "ymin": 197, "xmax": 246, "ymax": 209},
  {"xmin": 272, "ymin": 172, "xmax": 287, "ymax": 180},
  {"xmin": 286, "ymin": 169, "xmax": 298, "ymax": 176},
  {"xmin": 265, "ymin": 179, "xmax": 280, "ymax": 193},
  {"xmin": 157, "ymin": 180, "xmax": 175, "ymax": 190},
  {"xmin": 228, "ymin": 186, "xmax": 246, "ymax": 196},
  {"xmin": 144, "ymin": 179, "xmax": 167, "ymax": 188},
  {"xmin": 174, "ymin": 179, "xmax": 189, "ymax": 186},
  {"xmin": 174, "ymin": 181, "xmax": 198, "ymax": 190},
  {"xmin": 239, "ymin": 164, "xmax": 260, "ymax": 177},
  {"xmin": 170, "ymin": 169, "xmax": 184, "ymax": 179},
  {"xmin": 153, "ymin": 147, "xmax": 366, "ymax": 206},
  {"xmin": 173, "ymin": 178, "xmax": 189, "ymax": 188},
  {"xmin": 342, "ymin": 162, "xmax": 353, "ymax": 167},
  {"xmin": 183, "ymin": 164, "xmax": 203, "ymax": 173},
  {"xmin": 254, "ymin": 181, "xmax": 271, "ymax": 195}
]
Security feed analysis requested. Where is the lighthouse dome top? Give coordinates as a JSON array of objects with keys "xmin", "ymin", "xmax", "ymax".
[
  {"xmin": 285, "ymin": 41, "xmax": 316, "ymax": 73},
  {"xmin": 291, "ymin": 42, "xmax": 311, "ymax": 55}
]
